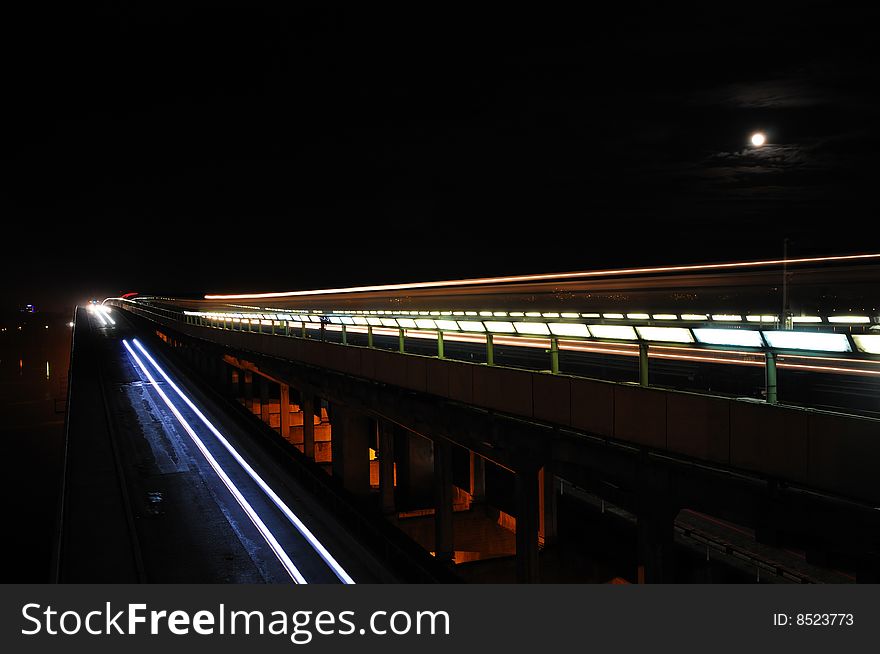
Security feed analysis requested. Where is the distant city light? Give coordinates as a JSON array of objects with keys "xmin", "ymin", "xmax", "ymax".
[{"xmin": 750, "ymin": 132, "xmax": 766, "ymax": 146}]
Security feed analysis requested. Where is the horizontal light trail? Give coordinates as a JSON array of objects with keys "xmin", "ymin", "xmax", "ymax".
[
  {"xmin": 131, "ymin": 339, "xmax": 355, "ymax": 585},
  {"xmin": 777, "ymin": 362, "xmax": 880, "ymax": 377},
  {"xmin": 123, "ymin": 340, "xmax": 307, "ymax": 584},
  {"xmin": 323, "ymin": 325, "xmax": 877, "ymax": 376},
  {"xmin": 204, "ymin": 252, "xmax": 880, "ymax": 300}
]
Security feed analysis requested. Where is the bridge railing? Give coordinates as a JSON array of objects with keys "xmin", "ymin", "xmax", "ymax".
[{"xmin": 106, "ymin": 297, "xmax": 880, "ymax": 506}]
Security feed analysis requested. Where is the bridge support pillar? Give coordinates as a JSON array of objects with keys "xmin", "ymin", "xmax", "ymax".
[
  {"xmin": 279, "ymin": 383, "xmax": 290, "ymax": 439},
  {"xmin": 341, "ymin": 324, "xmax": 347, "ymax": 345},
  {"xmin": 539, "ymin": 465, "xmax": 558, "ymax": 547},
  {"xmin": 331, "ymin": 406, "xmax": 371, "ymax": 497},
  {"xmin": 395, "ymin": 431, "xmax": 434, "ymax": 511},
  {"xmin": 243, "ymin": 371, "xmax": 253, "ymax": 411},
  {"xmin": 300, "ymin": 392, "xmax": 317, "ymax": 460},
  {"xmin": 515, "ymin": 465, "xmax": 540, "ymax": 583},
  {"xmin": 437, "ymin": 331, "xmax": 444, "ymax": 359},
  {"xmin": 227, "ymin": 366, "xmax": 238, "ymax": 398},
  {"xmin": 469, "ymin": 452, "xmax": 485, "ymax": 503},
  {"xmin": 636, "ymin": 504, "xmax": 677, "ymax": 583},
  {"xmin": 398, "ymin": 328, "xmax": 405, "ymax": 353},
  {"xmin": 549, "ymin": 337, "xmax": 559, "ymax": 374},
  {"xmin": 433, "ymin": 438, "xmax": 454, "ymax": 561},
  {"xmin": 379, "ymin": 420, "xmax": 396, "ymax": 515},
  {"xmin": 486, "ymin": 333, "xmax": 495, "ymax": 366},
  {"xmin": 259, "ymin": 375, "xmax": 271, "ymax": 424},
  {"xmin": 302, "ymin": 394, "xmax": 316, "ymax": 459}
]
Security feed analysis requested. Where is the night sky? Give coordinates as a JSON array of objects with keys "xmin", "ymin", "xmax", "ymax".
[{"xmin": 3, "ymin": 3, "xmax": 879, "ymax": 309}]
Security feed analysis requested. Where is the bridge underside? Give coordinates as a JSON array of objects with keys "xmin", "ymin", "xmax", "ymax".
[{"xmin": 123, "ymin": 307, "xmax": 880, "ymax": 583}]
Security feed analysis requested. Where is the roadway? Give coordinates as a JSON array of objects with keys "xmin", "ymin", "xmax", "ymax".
[{"xmin": 57, "ymin": 304, "xmax": 393, "ymax": 583}]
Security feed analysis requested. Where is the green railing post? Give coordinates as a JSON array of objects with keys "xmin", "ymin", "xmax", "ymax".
[
  {"xmin": 550, "ymin": 337, "xmax": 559, "ymax": 374},
  {"xmin": 301, "ymin": 323, "xmax": 307, "ymax": 338},
  {"xmin": 341, "ymin": 324, "xmax": 347, "ymax": 345},
  {"xmin": 765, "ymin": 351, "xmax": 778, "ymax": 404},
  {"xmin": 639, "ymin": 342, "xmax": 649, "ymax": 386},
  {"xmin": 367, "ymin": 325, "xmax": 374, "ymax": 348},
  {"xmin": 437, "ymin": 330, "xmax": 445, "ymax": 359},
  {"xmin": 486, "ymin": 333, "xmax": 495, "ymax": 366},
  {"xmin": 398, "ymin": 328, "xmax": 405, "ymax": 353}
]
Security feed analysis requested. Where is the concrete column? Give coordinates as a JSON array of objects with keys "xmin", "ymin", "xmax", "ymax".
[
  {"xmin": 302, "ymin": 394, "xmax": 316, "ymax": 459},
  {"xmin": 279, "ymin": 383, "xmax": 290, "ymax": 439},
  {"xmin": 227, "ymin": 366, "xmax": 238, "ymax": 398},
  {"xmin": 243, "ymin": 371, "xmax": 253, "ymax": 411},
  {"xmin": 394, "ymin": 430, "xmax": 434, "ymax": 511},
  {"xmin": 379, "ymin": 420, "xmax": 396, "ymax": 515},
  {"xmin": 331, "ymin": 406, "xmax": 371, "ymax": 497},
  {"xmin": 636, "ymin": 505, "xmax": 677, "ymax": 583},
  {"xmin": 433, "ymin": 438, "xmax": 454, "ymax": 561},
  {"xmin": 539, "ymin": 465, "xmax": 558, "ymax": 547},
  {"xmin": 259, "ymin": 375, "xmax": 271, "ymax": 424},
  {"xmin": 469, "ymin": 451, "xmax": 485, "ymax": 503},
  {"xmin": 515, "ymin": 465, "xmax": 540, "ymax": 583}
]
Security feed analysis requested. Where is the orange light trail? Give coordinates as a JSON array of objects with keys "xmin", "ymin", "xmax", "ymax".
[
  {"xmin": 204, "ymin": 252, "xmax": 880, "ymax": 300},
  {"xmin": 309, "ymin": 326, "xmax": 879, "ymax": 376}
]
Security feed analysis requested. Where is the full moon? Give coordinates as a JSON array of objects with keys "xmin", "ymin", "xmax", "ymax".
[{"xmin": 750, "ymin": 132, "xmax": 766, "ymax": 146}]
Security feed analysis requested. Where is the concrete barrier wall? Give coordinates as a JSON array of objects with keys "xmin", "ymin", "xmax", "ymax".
[{"xmin": 125, "ymin": 307, "xmax": 880, "ymax": 504}]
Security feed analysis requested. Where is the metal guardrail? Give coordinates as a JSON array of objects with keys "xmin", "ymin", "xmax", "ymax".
[{"xmin": 106, "ymin": 297, "xmax": 880, "ymax": 410}]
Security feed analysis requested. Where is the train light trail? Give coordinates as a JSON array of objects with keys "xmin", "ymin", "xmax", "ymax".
[
  {"xmin": 693, "ymin": 329, "xmax": 763, "ymax": 347},
  {"xmin": 635, "ymin": 326, "xmax": 694, "ymax": 343},
  {"xmin": 549, "ymin": 323, "xmax": 591, "ymax": 338},
  {"xmin": 122, "ymin": 340, "xmax": 307, "ymax": 584},
  {"xmin": 762, "ymin": 331, "xmax": 852, "ymax": 353},
  {"xmin": 203, "ymin": 252, "xmax": 880, "ymax": 300},
  {"xmin": 483, "ymin": 321, "xmax": 515, "ymax": 333},
  {"xmin": 588, "ymin": 325, "xmax": 638, "ymax": 340},
  {"xmin": 130, "ymin": 339, "xmax": 355, "ymax": 585},
  {"xmin": 514, "ymin": 322, "xmax": 551, "ymax": 336},
  {"xmin": 853, "ymin": 334, "xmax": 880, "ymax": 355},
  {"xmin": 457, "ymin": 321, "xmax": 486, "ymax": 332},
  {"xmin": 828, "ymin": 316, "xmax": 871, "ymax": 324}
]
